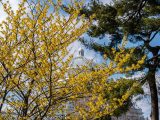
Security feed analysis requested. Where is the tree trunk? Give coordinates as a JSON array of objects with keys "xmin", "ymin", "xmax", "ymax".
[{"xmin": 147, "ymin": 71, "xmax": 159, "ymax": 120}]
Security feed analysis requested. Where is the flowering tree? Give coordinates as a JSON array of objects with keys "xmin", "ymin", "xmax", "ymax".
[{"xmin": 0, "ymin": 0, "xmax": 145, "ymax": 119}]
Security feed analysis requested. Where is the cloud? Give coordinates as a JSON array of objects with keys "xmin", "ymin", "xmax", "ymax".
[
  {"xmin": 68, "ymin": 40, "xmax": 105, "ymax": 64},
  {"xmin": 99, "ymin": 0, "xmax": 113, "ymax": 4},
  {"xmin": 0, "ymin": 0, "xmax": 20, "ymax": 22},
  {"xmin": 133, "ymin": 72, "xmax": 160, "ymax": 119},
  {"xmin": 135, "ymin": 96, "xmax": 151, "ymax": 119},
  {"xmin": 7, "ymin": 0, "xmax": 20, "ymax": 11}
]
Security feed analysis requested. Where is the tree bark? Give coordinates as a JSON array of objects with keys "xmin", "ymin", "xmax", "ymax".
[{"xmin": 147, "ymin": 71, "xmax": 159, "ymax": 120}]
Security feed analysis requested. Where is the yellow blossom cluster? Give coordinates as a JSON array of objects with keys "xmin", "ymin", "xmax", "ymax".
[{"xmin": 0, "ymin": 0, "xmax": 145, "ymax": 119}]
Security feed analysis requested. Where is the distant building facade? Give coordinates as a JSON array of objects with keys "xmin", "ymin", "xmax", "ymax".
[{"xmin": 112, "ymin": 107, "xmax": 145, "ymax": 120}]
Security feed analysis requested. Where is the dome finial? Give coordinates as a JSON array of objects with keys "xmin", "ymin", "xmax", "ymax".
[{"xmin": 78, "ymin": 48, "xmax": 84, "ymax": 57}]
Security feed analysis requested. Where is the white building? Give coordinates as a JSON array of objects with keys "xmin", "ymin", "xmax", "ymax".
[
  {"xmin": 112, "ymin": 106, "xmax": 145, "ymax": 120},
  {"xmin": 55, "ymin": 48, "xmax": 96, "ymax": 119}
]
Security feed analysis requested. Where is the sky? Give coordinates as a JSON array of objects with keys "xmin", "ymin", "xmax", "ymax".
[
  {"xmin": 0, "ymin": 0, "xmax": 159, "ymax": 119},
  {"xmin": 0, "ymin": 0, "xmax": 20, "ymax": 22},
  {"xmin": 100, "ymin": 0, "xmax": 113, "ymax": 4}
]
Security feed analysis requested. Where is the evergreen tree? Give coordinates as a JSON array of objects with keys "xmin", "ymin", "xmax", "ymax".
[
  {"xmin": 79, "ymin": 0, "xmax": 160, "ymax": 120},
  {"xmin": 0, "ymin": 0, "xmax": 145, "ymax": 119}
]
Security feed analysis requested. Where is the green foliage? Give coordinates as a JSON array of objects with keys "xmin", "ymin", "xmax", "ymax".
[
  {"xmin": 81, "ymin": 0, "xmax": 119, "ymax": 37},
  {"xmin": 105, "ymin": 79, "xmax": 143, "ymax": 117},
  {"xmin": 94, "ymin": 78, "xmax": 143, "ymax": 119},
  {"xmin": 64, "ymin": 0, "xmax": 160, "ymax": 119},
  {"xmin": 80, "ymin": 0, "xmax": 160, "ymax": 70},
  {"xmin": 79, "ymin": 0, "xmax": 160, "ymax": 119}
]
